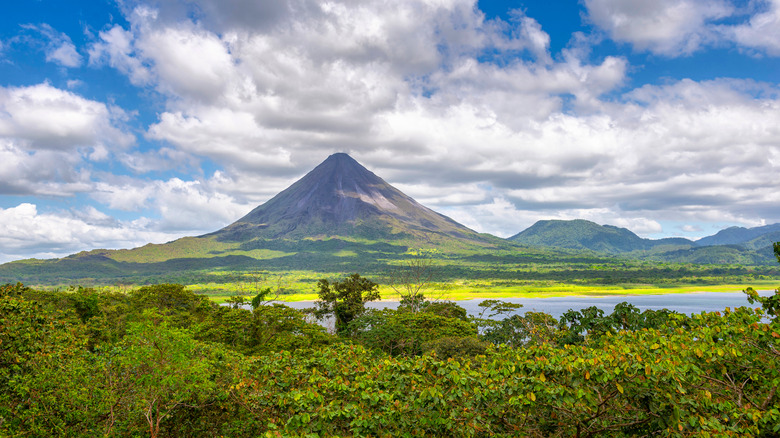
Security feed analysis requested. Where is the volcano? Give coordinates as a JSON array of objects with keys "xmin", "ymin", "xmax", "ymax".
[
  {"xmin": 212, "ymin": 153, "xmax": 485, "ymax": 244},
  {"xmin": 0, "ymin": 153, "xmax": 501, "ymax": 284}
]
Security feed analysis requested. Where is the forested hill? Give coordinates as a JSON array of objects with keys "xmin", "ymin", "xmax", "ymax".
[
  {"xmin": 696, "ymin": 223, "xmax": 780, "ymax": 247},
  {"xmin": 509, "ymin": 219, "xmax": 780, "ymax": 265},
  {"xmin": 509, "ymin": 219, "xmax": 693, "ymax": 253}
]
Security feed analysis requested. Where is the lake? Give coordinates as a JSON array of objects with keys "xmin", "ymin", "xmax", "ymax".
[{"xmin": 274, "ymin": 290, "xmax": 776, "ymax": 319}]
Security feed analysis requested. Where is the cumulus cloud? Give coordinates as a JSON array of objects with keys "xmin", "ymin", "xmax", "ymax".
[
  {"xmin": 0, "ymin": 83, "xmax": 134, "ymax": 151},
  {"xmin": 726, "ymin": 0, "xmax": 780, "ymax": 55},
  {"xmin": 681, "ymin": 224, "xmax": 703, "ymax": 233},
  {"xmin": 0, "ymin": 83, "xmax": 137, "ymax": 197},
  {"xmin": 0, "ymin": 203, "xmax": 174, "ymax": 264},
  {"xmin": 0, "ymin": 139, "xmax": 92, "ymax": 196},
  {"xmin": 584, "ymin": 0, "xmax": 733, "ymax": 55},
  {"xmin": 88, "ymin": 25, "xmax": 154, "ymax": 85},
  {"xmin": 92, "ymin": 0, "xmax": 629, "ymax": 182},
  {"xmin": 91, "ymin": 175, "xmax": 253, "ymax": 233},
  {"xmin": 585, "ymin": 0, "xmax": 780, "ymax": 57},
  {"xmin": 20, "ymin": 23, "xmax": 83, "ymax": 67}
]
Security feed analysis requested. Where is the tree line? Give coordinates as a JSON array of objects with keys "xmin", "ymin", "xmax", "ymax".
[{"xmin": 2, "ymin": 263, "xmax": 780, "ymax": 436}]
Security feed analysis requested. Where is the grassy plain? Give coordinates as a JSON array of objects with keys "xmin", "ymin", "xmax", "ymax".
[
  {"xmin": 8, "ymin": 234, "xmax": 779, "ymax": 305},
  {"xmin": 199, "ymin": 278, "xmax": 780, "ymax": 304}
]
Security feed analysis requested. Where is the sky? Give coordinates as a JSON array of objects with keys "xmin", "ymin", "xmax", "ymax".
[{"xmin": 1, "ymin": 0, "xmax": 780, "ymax": 263}]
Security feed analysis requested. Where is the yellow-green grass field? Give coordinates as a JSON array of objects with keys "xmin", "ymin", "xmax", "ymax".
[{"xmin": 199, "ymin": 279, "xmax": 779, "ymax": 304}]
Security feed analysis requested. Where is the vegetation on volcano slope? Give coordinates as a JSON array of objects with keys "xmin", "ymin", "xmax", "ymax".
[{"xmin": 3, "ymin": 273, "xmax": 780, "ymax": 437}]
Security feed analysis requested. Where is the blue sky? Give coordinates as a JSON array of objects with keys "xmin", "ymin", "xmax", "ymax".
[{"xmin": 1, "ymin": 0, "xmax": 780, "ymax": 262}]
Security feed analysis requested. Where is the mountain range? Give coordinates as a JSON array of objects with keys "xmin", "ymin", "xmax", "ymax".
[
  {"xmin": 510, "ymin": 219, "xmax": 779, "ymax": 265},
  {"xmin": 1, "ymin": 153, "xmax": 779, "ymax": 284}
]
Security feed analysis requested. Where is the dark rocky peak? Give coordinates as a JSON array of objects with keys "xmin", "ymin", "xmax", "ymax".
[{"xmin": 212, "ymin": 153, "xmax": 484, "ymax": 242}]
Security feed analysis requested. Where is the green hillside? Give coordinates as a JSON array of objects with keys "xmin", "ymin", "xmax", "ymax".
[
  {"xmin": 509, "ymin": 219, "xmax": 780, "ymax": 266},
  {"xmin": 509, "ymin": 219, "xmax": 693, "ymax": 253}
]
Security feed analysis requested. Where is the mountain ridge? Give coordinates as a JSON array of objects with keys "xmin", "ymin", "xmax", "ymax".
[
  {"xmin": 509, "ymin": 219, "xmax": 695, "ymax": 254},
  {"xmin": 695, "ymin": 223, "xmax": 780, "ymax": 247},
  {"xmin": 509, "ymin": 219, "xmax": 779, "ymax": 264}
]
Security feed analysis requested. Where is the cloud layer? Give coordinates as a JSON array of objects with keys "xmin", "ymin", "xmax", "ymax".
[
  {"xmin": 2, "ymin": 0, "xmax": 780, "ymax": 260},
  {"xmin": 584, "ymin": 0, "xmax": 780, "ymax": 56}
]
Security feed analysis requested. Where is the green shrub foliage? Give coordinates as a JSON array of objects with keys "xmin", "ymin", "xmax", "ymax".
[
  {"xmin": 314, "ymin": 273, "xmax": 380, "ymax": 333},
  {"xmin": 2, "ymin": 281, "xmax": 780, "ymax": 437},
  {"xmin": 347, "ymin": 308, "xmax": 478, "ymax": 357}
]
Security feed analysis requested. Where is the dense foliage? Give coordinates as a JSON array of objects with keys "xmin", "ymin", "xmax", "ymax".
[
  {"xmin": 314, "ymin": 274, "xmax": 380, "ymax": 333},
  {"xmin": 2, "ymin": 278, "xmax": 780, "ymax": 437}
]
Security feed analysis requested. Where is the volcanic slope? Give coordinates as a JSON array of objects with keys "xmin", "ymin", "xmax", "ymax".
[
  {"xmin": 0, "ymin": 153, "xmax": 515, "ymax": 283},
  {"xmin": 212, "ymin": 153, "xmax": 489, "ymax": 245}
]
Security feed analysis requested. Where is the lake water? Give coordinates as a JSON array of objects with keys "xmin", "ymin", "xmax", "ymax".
[{"xmin": 273, "ymin": 290, "xmax": 776, "ymax": 319}]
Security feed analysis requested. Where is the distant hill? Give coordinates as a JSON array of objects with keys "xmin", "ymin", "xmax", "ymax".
[
  {"xmin": 508, "ymin": 220, "xmax": 693, "ymax": 254},
  {"xmin": 651, "ymin": 245, "xmax": 772, "ymax": 265},
  {"xmin": 508, "ymin": 219, "xmax": 780, "ymax": 265},
  {"xmin": 695, "ymin": 223, "xmax": 780, "ymax": 248}
]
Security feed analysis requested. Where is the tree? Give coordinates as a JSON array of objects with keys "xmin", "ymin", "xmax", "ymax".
[
  {"xmin": 105, "ymin": 314, "xmax": 232, "ymax": 438},
  {"xmin": 348, "ymin": 309, "xmax": 478, "ymax": 356},
  {"xmin": 743, "ymin": 242, "xmax": 780, "ymax": 318},
  {"xmin": 481, "ymin": 311, "xmax": 561, "ymax": 347},
  {"xmin": 314, "ymin": 274, "xmax": 380, "ymax": 333},
  {"xmin": 420, "ymin": 300, "xmax": 470, "ymax": 321},
  {"xmin": 234, "ymin": 269, "xmax": 285, "ymax": 309},
  {"xmin": 390, "ymin": 249, "xmax": 439, "ymax": 312}
]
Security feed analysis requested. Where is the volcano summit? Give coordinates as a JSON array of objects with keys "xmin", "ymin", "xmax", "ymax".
[{"xmin": 212, "ymin": 153, "xmax": 487, "ymax": 245}]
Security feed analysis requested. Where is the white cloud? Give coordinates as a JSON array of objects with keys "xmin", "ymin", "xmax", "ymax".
[
  {"xmin": 92, "ymin": 175, "xmax": 253, "ymax": 233},
  {"xmin": 66, "ymin": 79, "xmax": 84, "ymax": 89},
  {"xmin": 136, "ymin": 24, "xmax": 238, "ymax": 102},
  {"xmin": 0, "ymin": 139, "xmax": 92, "ymax": 196},
  {"xmin": 21, "ymin": 23, "xmax": 83, "ymax": 67},
  {"xmin": 0, "ymin": 83, "xmax": 136, "ymax": 197},
  {"xmin": 726, "ymin": 0, "xmax": 780, "ymax": 55},
  {"xmin": 585, "ymin": 0, "xmax": 780, "ymax": 57},
  {"xmin": 83, "ymin": 0, "xmax": 595, "ymax": 189},
  {"xmin": 611, "ymin": 217, "xmax": 663, "ymax": 235},
  {"xmin": 103, "ymin": 0, "xmax": 627, "ymax": 186},
  {"xmin": 440, "ymin": 197, "xmax": 531, "ymax": 238},
  {"xmin": 584, "ymin": 0, "xmax": 733, "ymax": 55},
  {"xmin": 88, "ymin": 25, "xmax": 153, "ymax": 85},
  {"xmin": 0, "ymin": 83, "xmax": 134, "ymax": 151},
  {"xmin": 0, "ymin": 203, "xmax": 174, "ymax": 264},
  {"xmin": 46, "ymin": 40, "xmax": 82, "ymax": 67}
]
